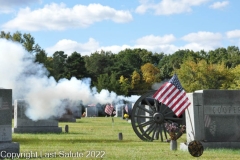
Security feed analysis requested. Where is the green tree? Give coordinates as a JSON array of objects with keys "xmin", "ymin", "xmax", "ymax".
[
  {"xmin": 208, "ymin": 47, "xmax": 228, "ymax": 64},
  {"xmin": 52, "ymin": 51, "xmax": 67, "ymax": 81},
  {"xmin": 0, "ymin": 31, "xmax": 12, "ymax": 39},
  {"xmin": 226, "ymin": 46, "xmax": 240, "ymax": 68},
  {"xmin": 158, "ymin": 55, "xmax": 173, "ymax": 80},
  {"xmin": 84, "ymin": 50, "xmax": 114, "ymax": 83},
  {"xmin": 12, "ymin": 31, "xmax": 23, "ymax": 43},
  {"xmin": 22, "ymin": 33, "xmax": 36, "ymax": 53},
  {"xmin": 116, "ymin": 49, "xmax": 143, "ymax": 74},
  {"xmin": 96, "ymin": 72, "xmax": 121, "ymax": 94},
  {"xmin": 65, "ymin": 52, "xmax": 88, "ymax": 80}
]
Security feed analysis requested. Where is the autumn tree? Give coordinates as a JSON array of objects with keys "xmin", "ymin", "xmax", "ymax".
[
  {"xmin": 141, "ymin": 63, "xmax": 160, "ymax": 88},
  {"xmin": 229, "ymin": 65, "xmax": 240, "ymax": 89},
  {"xmin": 119, "ymin": 75, "xmax": 131, "ymax": 96},
  {"xmin": 176, "ymin": 58, "xmax": 233, "ymax": 92}
]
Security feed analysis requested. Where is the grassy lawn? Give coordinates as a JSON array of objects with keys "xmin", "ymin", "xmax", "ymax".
[{"xmin": 11, "ymin": 117, "xmax": 240, "ymax": 160}]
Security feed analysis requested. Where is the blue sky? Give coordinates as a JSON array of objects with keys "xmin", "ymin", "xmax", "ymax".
[{"xmin": 1, "ymin": 0, "xmax": 240, "ymax": 56}]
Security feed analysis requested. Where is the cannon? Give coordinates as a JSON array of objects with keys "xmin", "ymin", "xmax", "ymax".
[{"xmin": 131, "ymin": 90, "xmax": 185, "ymax": 142}]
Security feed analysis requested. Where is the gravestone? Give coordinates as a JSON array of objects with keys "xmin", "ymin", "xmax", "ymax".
[
  {"xmin": 115, "ymin": 105, "xmax": 123, "ymax": 117},
  {"xmin": 184, "ymin": 90, "xmax": 240, "ymax": 149},
  {"xmin": 12, "ymin": 99, "xmax": 62, "ymax": 133},
  {"xmin": 72, "ymin": 105, "xmax": 82, "ymax": 119},
  {"xmin": 58, "ymin": 108, "xmax": 76, "ymax": 122},
  {"xmin": 85, "ymin": 106, "xmax": 98, "ymax": 117},
  {"xmin": 0, "ymin": 89, "xmax": 19, "ymax": 158}
]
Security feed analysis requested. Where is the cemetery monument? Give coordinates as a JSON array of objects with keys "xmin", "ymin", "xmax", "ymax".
[
  {"xmin": 12, "ymin": 99, "xmax": 62, "ymax": 133},
  {"xmin": 0, "ymin": 89, "xmax": 19, "ymax": 158},
  {"xmin": 184, "ymin": 90, "xmax": 240, "ymax": 149}
]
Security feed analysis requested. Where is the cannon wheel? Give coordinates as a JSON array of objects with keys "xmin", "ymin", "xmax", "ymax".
[{"xmin": 131, "ymin": 90, "xmax": 185, "ymax": 142}]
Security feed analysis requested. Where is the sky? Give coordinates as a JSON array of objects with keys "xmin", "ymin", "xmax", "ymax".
[{"xmin": 1, "ymin": 0, "xmax": 240, "ymax": 57}]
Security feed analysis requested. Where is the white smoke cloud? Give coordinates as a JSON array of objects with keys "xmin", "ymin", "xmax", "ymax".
[{"xmin": 0, "ymin": 39, "xmax": 139, "ymax": 121}]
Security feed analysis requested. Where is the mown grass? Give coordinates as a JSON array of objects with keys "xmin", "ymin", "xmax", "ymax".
[{"xmin": 11, "ymin": 117, "xmax": 240, "ymax": 160}]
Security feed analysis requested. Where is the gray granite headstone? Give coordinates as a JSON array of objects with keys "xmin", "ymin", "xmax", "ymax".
[
  {"xmin": 0, "ymin": 89, "xmax": 20, "ymax": 158},
  {"xmin": 72, "ymin": 105, "xmax": 82, "ymax": 119},
  {"xmin": 12, "ymin": 100, "xmax": 62, "ymax": 133},
  {"xmin": 184, "ymin": 90, "xmax": 240, "ymax": 149},
  {"xmin": 85, "ymin": 106, "xmax": 98, "ymax": 117},
  {"xmin": 58, "ymin": 109, "xmax": 76, "ymax": 122}
]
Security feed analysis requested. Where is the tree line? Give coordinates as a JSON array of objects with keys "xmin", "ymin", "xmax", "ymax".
[{"xmin": 2, "ymin": 31, "xmax": 240, "ymax": 95}]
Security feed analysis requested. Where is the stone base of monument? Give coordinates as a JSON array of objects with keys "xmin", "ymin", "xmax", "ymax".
[
  {"xmin": 0, "ymin": 142, "xmax": 20, "ymax": 158},
  {"xmin": 180, "ymin": 141, "xmax": 240, "ymax": 151},
  {"xmin": 201, "ymin": 141, "xmax": 240, "ymax": 149},
  {"xmin": 13, "ymin": 119, "xmax": 62, "ymax": 133},
  {"xmin": 13, "ymin": 126, "xmax": 62, "ymax": 133}
]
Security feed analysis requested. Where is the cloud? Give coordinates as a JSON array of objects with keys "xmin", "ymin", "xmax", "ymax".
[
  {"xmin": 45, "ymin": 38, "xmax": 99, "ymax": 56},
  {"xmin": 135, "ymin": 34, "xmax": 176, "ymax": 45},
  {"xmin": 182, "ymin": 31, "xmax": 222, "ymax": 42},
  {"xmin": 99, "ymin": 44, "xmax": 178, "ymax": 55},
  {"xmin": 134, "ymin": 34, "xmax": 177, "ymax": 54},
  {"xmin": 135, "ymin": 0, "xmax": 209, "ymax": 15},
  {"xmin": 45, "ymin": 31, "xmax": 227, "ymax": 56},
  {"xmin": 0, "ymin": 0, "xmax": 41, "ymax": 14},
  {"xmin": 45, "ymin": 34, "xmax": 179, "ymax": 56},
  {"xmin": 181, "ymin": 31, "xmax": 223, "ymax": 51},
  {"xmin": 209, "ymin": 1, "xmax": 229, "ymax": 9},
  {"xmin": 2, "ymin": 3, "xmax": 133, "ymax": 31},
  {"xmin": 226, "ymin": 30, "xmax": 240, "ymax": 39}
]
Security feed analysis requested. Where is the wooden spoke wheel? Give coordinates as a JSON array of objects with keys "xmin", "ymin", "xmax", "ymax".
[{"xmin": 131, "ymin": 90, "xmax": 185, "ymax": 142}]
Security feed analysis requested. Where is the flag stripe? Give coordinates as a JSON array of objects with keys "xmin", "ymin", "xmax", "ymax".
[
  {"xmin": 153, "ymin": 83, "xmax": 171, "ymax": 100},
  {"xmin": 171, "ymin": 91, "xmax": 188, "ymax": 110},
  {"xmin": 174, "ymin": 98, "xmax": 191, "ymax": 116},
  {"xmin": 168, "ymin": 90, "xmax": 184, "ymax": 109},
  {"xmin": 158, "ymin": 85, "xmax": 176, "ymax": 103},
  {"xmin": 163, "ymin": 87, "xmax": 179, "ymax": 105},
  {"xmin": 172, "ymin": 92, "xmax": 186, "ymax": 111}
]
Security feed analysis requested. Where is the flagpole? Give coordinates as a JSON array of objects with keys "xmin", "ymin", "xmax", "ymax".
[{"xmin": 112, "ymin": 117, "xmax": 114, "ymax": 127}]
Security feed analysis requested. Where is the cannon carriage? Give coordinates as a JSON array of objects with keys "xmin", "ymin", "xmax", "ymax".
[{"xmin": 131, "ymin": 90, "xmax": 185, "ymax": 142}]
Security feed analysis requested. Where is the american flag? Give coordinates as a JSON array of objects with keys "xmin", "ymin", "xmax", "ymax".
[
  {"xmin": 153, "ymin": 74, "xmax": 191, "ymax": 117},
  {"xmin": 105, "ymin": 103, "xmax": 114, "ymax": 115},
  {"xmin": 125, "ymin": 104, "xmax": 128, "ymax": 113}
]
